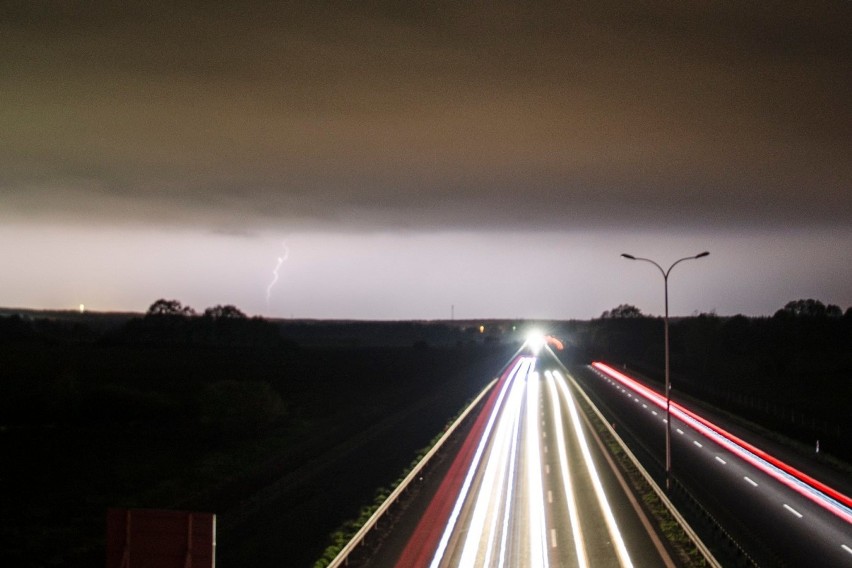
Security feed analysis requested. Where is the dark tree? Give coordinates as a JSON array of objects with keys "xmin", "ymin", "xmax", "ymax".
[
  {"xmin": 600, "ymin": 304, "xmax": 644, "ymax": 319},
  {"xmin": 146, "ymin": 299, "xmax": 196, "ymax": 317},
  {"xmin": 203, "ymin": 305, "xmax": 247, "ymax": 319},
  {"xmin": 0, "ymin": 314, "xmax": 34, "ymax": 342},
  {"xmin": 826, "ymin": 304, "xmax": 842, "ymax": 318},
  {"xmin": 774, "ymin": 298, "xmax": 835, "ymax": 318}
]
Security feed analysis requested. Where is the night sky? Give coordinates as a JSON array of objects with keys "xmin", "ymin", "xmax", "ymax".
[{"xmin": 1, "ymin": 2, "xmax": 850, "ymax": 319}]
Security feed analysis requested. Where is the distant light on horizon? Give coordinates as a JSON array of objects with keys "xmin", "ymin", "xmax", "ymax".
[{"xmin": 525, "ymin": 331, "xmax": 546, "ymax": 354}]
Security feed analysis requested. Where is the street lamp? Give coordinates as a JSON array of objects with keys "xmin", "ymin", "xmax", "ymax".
[{"xmin": 621, "ymin": 251, "xmax": 709, "ymax": 491}]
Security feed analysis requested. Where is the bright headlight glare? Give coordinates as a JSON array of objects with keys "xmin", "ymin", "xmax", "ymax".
[{"xmin": 525, "ymin": 331, "xmax": 546, "ymax": 354}]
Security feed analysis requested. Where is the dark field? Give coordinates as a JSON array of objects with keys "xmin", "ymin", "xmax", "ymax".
[
  {"xmin": 0, "ymin": 312, "xmax": 516, "ymax": 567},
  {"xmin": 2, "ymin": 305, "xmax": 849, "ymax": 567}
]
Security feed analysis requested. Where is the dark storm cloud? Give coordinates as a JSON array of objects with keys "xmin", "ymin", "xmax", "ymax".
[{"xmin": 1, "ymin": 1, "xmax": 849, "ymax": 231}]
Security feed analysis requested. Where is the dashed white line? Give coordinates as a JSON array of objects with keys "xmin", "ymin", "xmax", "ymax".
[
  {"xmin": 744, "ymin": 476, "xmax": 758, "ymax": 487},
  {"xmin": 842, "ymin": 544, "xmax": 852, "ymax": 555},
  {"xmin": 546, "ymin": 464, "xmax": 550, "ymax": 475},
  {"xmin": 783, "ymin": 504, "xmax": 803, "ymax": 518},
  {"xmin": 642, "ymin": 403, "xmax": 647, "ymax": 409},
  {"xmin": 548, "ymin": 490, "xmax": 553, "ymax": 503},
  {"xmin": 715, "ymin": 456, "xmax": 727, "ymax": 465},
  {"xmin": 676, "ymin": 428, "xmax": 684, "ymax": 435},
  {"xmin": 651, "ymin": 411, "xmax": 658, "ymax": 416},
  {"xmin": 550, "ymin": 528, "xmax": 557, "ymax": 548},
  {"xmin": 693, "ymin": 441, "xmax": 703, "ymax": 448}
]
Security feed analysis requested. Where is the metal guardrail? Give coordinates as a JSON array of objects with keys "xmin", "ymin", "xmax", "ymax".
[
  {"xmin": 327, "ymin": 377, "xmax": 498, "ymax": 568},
  {"xmin": 329, "ymin": 358, "xmax": 727, "ymax": 568}
]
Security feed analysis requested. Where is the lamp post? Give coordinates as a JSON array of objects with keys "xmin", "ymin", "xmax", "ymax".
[{"xmin": 621, "ymin": 251, "xmax": 709, "ymax": 491}]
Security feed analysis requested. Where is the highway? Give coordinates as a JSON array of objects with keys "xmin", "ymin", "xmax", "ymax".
[
  {"xmin": 392, "ymin": 355, "xmax": 670, "ymax": 567},
  {"xmin": 584, "ymin": 362, "xmax": 852, "ymax": 567}
]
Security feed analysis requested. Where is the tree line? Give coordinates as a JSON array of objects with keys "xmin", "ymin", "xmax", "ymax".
[
  {"xmin": 573, "ymin": 298, "xmax": 852, "ymax": 460},
  {"xmin": 111, "ymin": 299, "xmax": 287, "ymax": 347}
]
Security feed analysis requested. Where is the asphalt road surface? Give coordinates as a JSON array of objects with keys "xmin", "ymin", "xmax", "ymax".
[
  {"xmin": 583, "ymin": 362, "xmax": 852, "ymax": 567},
  {"xmin": 390, "ymin": 355, "xmax": 671, "ymax": 567}
]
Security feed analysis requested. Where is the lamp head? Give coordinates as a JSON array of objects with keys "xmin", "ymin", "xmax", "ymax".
[
  {"xmin": 621, "ymin": 253, "xmax": 636, "ymax": 260},
  {"xmin": 695, "ymin": 251, "xmax": 710, "ymax": 258}
]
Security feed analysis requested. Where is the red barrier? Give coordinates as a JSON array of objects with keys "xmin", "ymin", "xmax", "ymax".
[{"xmin": 106, "ymin": 509, "xmax": 215, "ymax": 568}]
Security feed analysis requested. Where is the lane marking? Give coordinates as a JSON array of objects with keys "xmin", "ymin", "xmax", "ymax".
[
  {"xmin": 715, "ymin": 456, "xmax": 727, "ymax": 465},
  {"xmin": 651, "ymin": 411, "xmax": 658, "ymax": 416},
  {"xmin": 592, "ymin": 361, "xmax": 852, "ymax": 525},
  {"xmin": 676, "ymin": 428, "xmax": 684, "ymax": 435},
  {"xmin": 553, "ymin": 371, "xmax": 634, "ymax": 568},
  {"xmin": 492, "ymin": 368, "xmax": 526, "ymax": 567},
  {"xmin": 693, "ymin": 441, "xmax": 703, "ymax": 448},
  {"xmin": 842, "ymin": 544, "xmax": 852, "ymax": 555},
  {"xmin": 545, "ymin": 372, "xmax": 588, "ymax": 567},
  {"xmin": 642, "ymin": 404, "xmax": 647, "ymax": 409},
  {"xmin": 462, "ymin": 358, "xmax": 526, "ymax": 567},
  {"xmin": 567, "ymin": 372, "xmax": 677, "ymax": 568},
  {"xmin": 546, "ymin": 464, "xmax": 550, "ymax": 475},
  {"xmin": 526, "ymin": 370, "xmax": 549, "ymax": 566},
  {"xmin": 551, "ymin": 528, "xmax": 557, "ymax": 548},
  {"xmin": 548, "ymin": 490, "xmax": 553, "ymax": 503},
  {"xmin": 783, "ymin": 504, "xmax": 803, "ymax": 518},
  {"xmin": 744, "ymin": 476, "xmax": 758, "ymax": 487}
]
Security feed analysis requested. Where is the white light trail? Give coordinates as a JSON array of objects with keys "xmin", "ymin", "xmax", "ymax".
[
  {"xmin": 459, "ymin": 361, "xmax": 526, "ymax": 567},
  {"xmin": 496, "ymin": 375, "xmax": 524, "ymax": 568},
  {"xmin": 525, "ymin": 370, "xmax": 550, "ymax": 568},
  {"xmin": 553, "ymin": 370, "xmax": 634, "ymax": 568},
  {"xmin": 593, "ymin": 362, "xmax": 852, "ymax": 524},
  {"xmin": 545, "ymin": 370, "xmax": 588, "ymax": 568},
  {"xmin": 429, "ymin": 358, "xmax": 530, "ymax": 568}
]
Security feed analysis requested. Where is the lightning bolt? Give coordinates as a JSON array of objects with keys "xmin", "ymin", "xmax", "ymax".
[{"xmin": 266, "ymin": 242, "xmax": 290, "ymax": 309}]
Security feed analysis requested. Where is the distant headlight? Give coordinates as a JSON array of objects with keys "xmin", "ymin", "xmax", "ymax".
[{"xmin": 525, "ymin": 331, "xmax": 546, "ymax": 354}]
